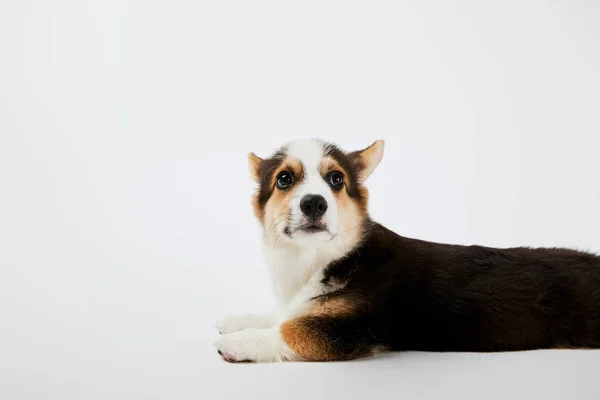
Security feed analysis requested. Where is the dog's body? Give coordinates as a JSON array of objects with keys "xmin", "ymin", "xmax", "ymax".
[{"xmin": 216, "ymin": 139, "xmax": 600, "ymax": 362}]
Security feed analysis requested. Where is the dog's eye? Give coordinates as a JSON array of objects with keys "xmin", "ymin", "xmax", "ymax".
[
  {"xmin": 276, "ymin": 171, "xmax": 293, "ymax": 189},
  {"xmin": 328, "ymin": 171, "xmax": 344, "ymax": 190}
]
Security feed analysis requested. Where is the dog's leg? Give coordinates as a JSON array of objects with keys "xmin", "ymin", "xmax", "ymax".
[
  {"xmin": 216, "ymin": 291, "xmax": 376, "ymax": 362},
  {"xmin": 216, "ymin": 309, "xmax": 279, "ymax": 334},
  {"xmin": 216, "ymin": 270, "xmax": 324, "ymax": 336},
  {"xmin": 215, "ymin": 327, "xmax": 293, "ymax": 363},
  {"xmin": 215, "ymin": 274, "xmax": 322, "ymax": 362},
  {"xmin": 280, "ymin": 295, "xmax": 375, "ymax": 361}
]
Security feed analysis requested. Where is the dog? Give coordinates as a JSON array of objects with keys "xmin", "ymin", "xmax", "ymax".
[{"xmin": 215, "ymin": 139, "xmax": 600, "ymax": 362}]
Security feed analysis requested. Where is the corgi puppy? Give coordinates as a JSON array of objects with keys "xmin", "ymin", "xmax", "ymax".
[{"xmin": 215, "ymin": 139, "xmax": 600, "ymax": 362}]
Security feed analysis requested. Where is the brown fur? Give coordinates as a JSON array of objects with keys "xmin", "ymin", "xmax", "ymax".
[
  {"xmin": 247, "ymin": 152, "xmax": 263, "ymax": 182},
  {"xmin": 281, "ymin": 318, "xmax": 337, "ymax": 361},
  {"xmin": 318, "ymin": 156, "xmax": 345, "ymax": 177},
  {"xmin": 250, "ymin": 155, "xmax": 305, "ymax": 225},
  {"xmin": 349, "ymin": 140, "xmax": 384, "ymax": 183},
  {"xmin": 281, "ymin": 296, "xmax": 360, "ymax": 361},
  {"xmin": 304, "ymin": 296, "xmax": 357, "ymax": 317}
]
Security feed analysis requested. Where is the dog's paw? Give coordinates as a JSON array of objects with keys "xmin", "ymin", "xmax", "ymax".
[
  {"xmin": 216, "ymin": 313, "xmax": 273, "ymax": 334},
  {"xmin": 215, "ymin": 314, "xmax": 251, "ymax": 335},
  {"xmin": 214, "ymin": 328, "xmax": 285, "ymax": 363}
]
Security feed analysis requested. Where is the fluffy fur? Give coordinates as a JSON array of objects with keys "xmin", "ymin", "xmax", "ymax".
[{"xmin": 215, "ymin": 139, "xmax": 600, "ymax": 362}]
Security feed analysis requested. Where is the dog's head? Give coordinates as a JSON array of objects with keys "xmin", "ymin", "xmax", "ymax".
[{"xmin": 248, "ymin": 139, "xmax": 384, "ymax": 247}]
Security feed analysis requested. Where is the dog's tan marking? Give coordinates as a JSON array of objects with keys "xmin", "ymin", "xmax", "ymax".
[
  {"xmin": 251, "ymin": 192, "xmax": 265, "ymax": 221},
  {"xmin": 281, "ymin": 297, "xmax": 357, "ymax": 361},
  {"xmin": 280, "ymin": 318, "xmax": 336, "ymax": 361},
  {"xmin": 249, "ymin": 152, "xmax": 266, "ymax": 221},
  {"xmin": 353, "ymin": 140, "xmax": 384, "ymax": 183},
  {"xmin": 318, "ymin": 156, "xmax": 346, "ymax": 177},
  {"xmin": 250, "ymin": 155, "xmax": 305, "ymax": 226},
  {"xmin": 318, "ymin": 157, "xmax": 368, "ymax": 247},
  {"xmin": 247, "ymin": 152, "xmax": 263, "ymax": 182},
  {"xmin": 268, "ymin": 158, "xmax": 304, "ymax": 190},
  {"xmin": 336, "ymin": 192, "xmax": 366, "ymax": 247},
  {"xmin": 307, "ymin": 296, "xmax": 356, "ymax": 317},
  {"xmin": 262, "ymin": 157, "xmax": 304, "ymax": 239}
]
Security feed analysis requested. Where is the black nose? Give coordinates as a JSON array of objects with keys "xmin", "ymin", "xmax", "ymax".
[{"xmin": 300, "ymin": 195, "xmax": 328, "ymax": 220}]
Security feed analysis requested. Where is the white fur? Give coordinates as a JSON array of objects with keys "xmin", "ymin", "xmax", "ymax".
[
  {"xmin": 216, "ymin": 311, "xmax": 278, "ymax": 335},
  {"xmin": 215, "ymin": 139, "xmax": 358, "ymax": 362},
  {"xmin": 265, "ymin": 235, "xmax": 349, "ymax": 306},
  {"xmin": 214, "ymin": 327, "xmax": 294, "ymax": 363}
]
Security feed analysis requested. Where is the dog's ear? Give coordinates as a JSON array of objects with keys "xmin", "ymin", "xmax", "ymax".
[
  {"xmin": 248, "ymin": 152, "xmax": 263, "ymax": 182},
  {"xmin": 351, "ymin": 140, "xmax": 385, "ymax": 183}
]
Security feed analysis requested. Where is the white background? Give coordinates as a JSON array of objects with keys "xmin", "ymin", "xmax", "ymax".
[{"xmin": 1, "ymin": 1, "xmax": 600, "ymax": 399}]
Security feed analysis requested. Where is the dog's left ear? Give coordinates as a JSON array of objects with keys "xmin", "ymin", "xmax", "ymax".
[
  {"xmin": 351, "ymin": 140, "xmax": 385, "ymax": 183},
  {"xmin": 248, "ymin": 152, "xmax": 263, "ymax": 182}
]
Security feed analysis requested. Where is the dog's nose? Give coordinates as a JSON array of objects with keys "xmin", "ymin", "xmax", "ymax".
[{"xmin": 300, "ymin": 195, "xmax": 328, "ymax": 220}]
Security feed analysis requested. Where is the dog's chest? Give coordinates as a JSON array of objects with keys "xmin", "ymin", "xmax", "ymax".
[{"xmin": 263, "ymin": 241, "xmax": 346, "ymax": 305}]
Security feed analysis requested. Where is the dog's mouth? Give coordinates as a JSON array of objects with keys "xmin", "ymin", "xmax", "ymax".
[
  {"xmin": 284, "ymin": 222, "xmax": 328, "ymax": 236},
  {"xmin": 300, "ymin": 222, "xmax": 328, "ymax": 234}
]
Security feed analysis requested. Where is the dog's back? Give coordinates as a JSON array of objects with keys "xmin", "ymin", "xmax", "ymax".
[{"xmin": 323, "ymin": 222, "xmax": 600, "ymax": 352}]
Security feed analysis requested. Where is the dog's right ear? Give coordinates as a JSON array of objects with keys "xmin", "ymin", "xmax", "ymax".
[
  {"xmin": 351, "ymin": 140, "xmax": 385, "ymax": 183},
  {"xmin": 248, "ymin": 152, "xmax": 263, "ymax": 182}
]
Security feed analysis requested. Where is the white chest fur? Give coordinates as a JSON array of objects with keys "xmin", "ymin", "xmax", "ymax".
[{"xmin": 262, "ymin": 236, "xmax": 349, "ymax": 306}]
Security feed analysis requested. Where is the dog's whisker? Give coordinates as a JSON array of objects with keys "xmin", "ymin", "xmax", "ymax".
[{"xmin": 267, "ymin": 212, "xmax": 290, "ymax": 237}]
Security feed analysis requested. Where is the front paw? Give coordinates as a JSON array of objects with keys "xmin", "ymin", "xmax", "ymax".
[
  {"xmin": 216, "ymin": 313, "xmax": 273, "ymax": 334},
  {"xmin": 214, "ymin": 328, "xmax": 285, "ymax": 363},
  {"xmin": 216, "ymin": 315, "xmax": 250, "ymax": 335}
]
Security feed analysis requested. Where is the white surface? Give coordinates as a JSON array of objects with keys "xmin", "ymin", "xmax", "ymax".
[{"xmin": 1, "ymin": 1, "xmax": 600, "ymax": 399}]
